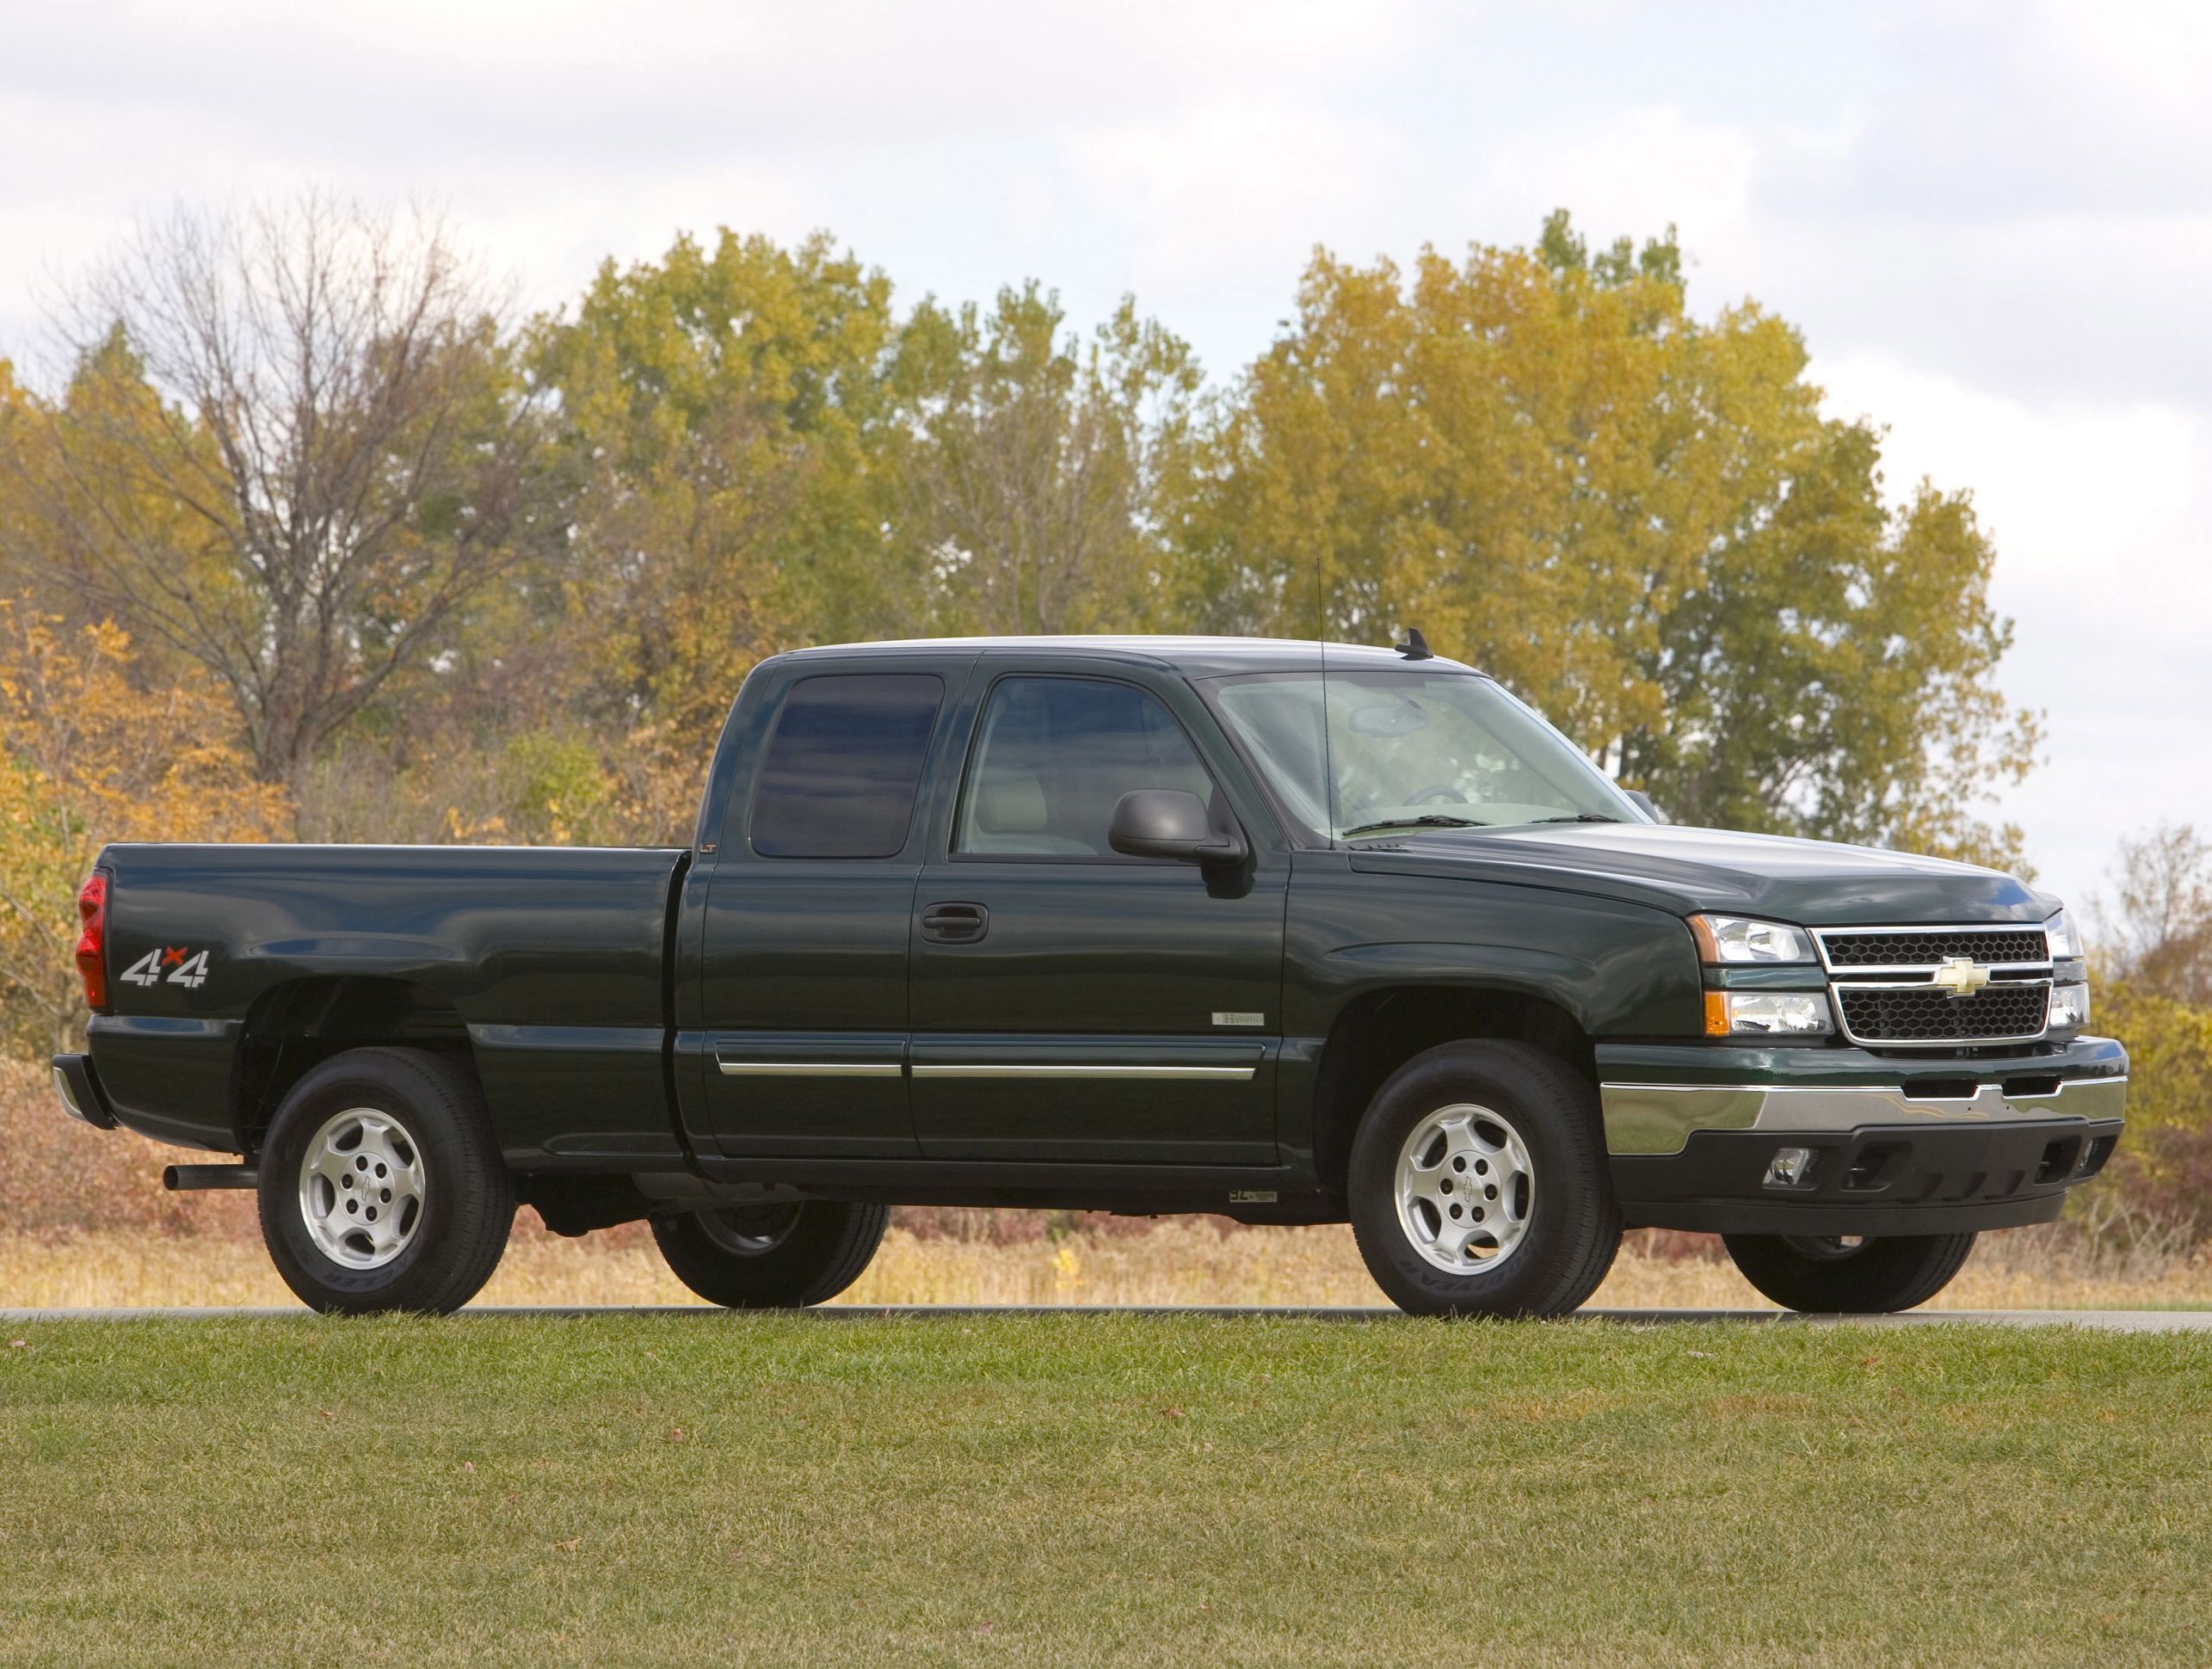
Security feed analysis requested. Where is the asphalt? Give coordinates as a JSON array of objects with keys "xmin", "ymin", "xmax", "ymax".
[{"xmin": 3, "ymin": 1304, "xmax": 2209, "ymax": 1330}]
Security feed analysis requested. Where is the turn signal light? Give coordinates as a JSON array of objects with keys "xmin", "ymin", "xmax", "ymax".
[
  {"xmin": 1705, "ymin": 989, "xmax": 1833, "ymax": 1037},
  {"xmin": 74, "ymin": 871, "xmax": 110, "ymax": 1010}
]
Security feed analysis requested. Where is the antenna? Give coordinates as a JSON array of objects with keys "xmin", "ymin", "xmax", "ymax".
[{"xmin": 1395, "ymin": 625, "xmax": 1433, "ymax": 661}]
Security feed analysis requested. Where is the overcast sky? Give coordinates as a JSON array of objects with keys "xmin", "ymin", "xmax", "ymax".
[{"xmin": 3, "ymin": 0, "xmax": 2207, "ymax": 912}]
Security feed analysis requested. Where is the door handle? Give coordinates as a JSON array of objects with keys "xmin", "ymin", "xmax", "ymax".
[{"xmin": 920, "ymin": 902, "xmax": 989, "ymax": 943}]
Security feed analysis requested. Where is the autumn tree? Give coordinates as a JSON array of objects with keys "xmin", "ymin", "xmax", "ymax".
[
  {"xmin": 3, "ymin": 195, "xmax": 551, "ymax": 792},
  {"xmin": 534, "ymin": 230, "xmax": 901, "ymax": 756},
  {"xmin": 892, "ymin": 285, "xmax": 1202, "ymax": 635},
  {"xmin": 2079, "ymin": 823, "xmax": 2212, "ymax": 1235},
  {"xmin": 1, "ymin": 205, "xmax": 2050, "ymax": 870},
  {"xmin": 0, "ymin": 604, "xmax": 288, "ymax": 1052},
  {"xmin": 1182, "ymin": 212, "xmax": 2037, "ymax": 861},
  {"xmin": 2096, "ymin": 822, "xmax": 2212, "ymax": 1006}
]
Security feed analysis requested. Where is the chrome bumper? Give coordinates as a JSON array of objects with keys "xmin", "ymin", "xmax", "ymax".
[
  {"xmin": 1599, "ymin": 1073, "xmax": 2128, "ymax": 1156},
  {"xmin": 50, "ymin": 1053, "xmax": 119, "ymax": 1131}
]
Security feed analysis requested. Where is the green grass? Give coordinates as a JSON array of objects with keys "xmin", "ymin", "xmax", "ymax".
[{"xmin": 3, "ymin": 1316, "xmax": 2209, "ymax": 1666}]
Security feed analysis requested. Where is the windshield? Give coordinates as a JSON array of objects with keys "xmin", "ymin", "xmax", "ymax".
[{"xmin": 1208, "ymin": 670, "xmax": 1643, "ymax": 841}]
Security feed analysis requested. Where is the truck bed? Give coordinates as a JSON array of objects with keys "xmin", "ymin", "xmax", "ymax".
[{"xmin": 88, "ymin": 843, "xmax": 689, "ymax": 1166}]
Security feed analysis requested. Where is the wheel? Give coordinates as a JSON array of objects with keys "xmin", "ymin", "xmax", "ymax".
[
  {"xmin": 1347, "ymin": 1041, "xmax": 1621, "ymax": 1318},
  {"xmin": 1722, "ymin": 1232, "xmax": 1975, "ymax": 1314},
  {"xmin": 650, "ymin": 1199, "xmax": 888, "ymax": 1309},
  {"xmin": 257, "ymin": 1047, "xmax": 514, "ymax": 1315}
]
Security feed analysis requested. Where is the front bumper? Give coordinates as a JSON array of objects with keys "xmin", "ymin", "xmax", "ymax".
[
  {"xmin": 1611, "ymin": 1118, "xmax": 2122, "ymax": 1235},
  {"xmin": 1595, "ymin": 1034, "xmax": 2127, "ymax": 1237}
]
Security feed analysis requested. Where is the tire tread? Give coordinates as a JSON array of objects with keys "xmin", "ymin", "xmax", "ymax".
[
  {"xmin": 651, "ymin": 1201, "xmax": 889, "ymax": 1309},
  {"xmin": 257, "ymin": 1046, "xmax": 513, "ymax": 1315},
  {"xmin": 1347, "ymin": 1039, "xmax": 1621, "ymax": 1319},
  {"xmin": 1722, "ymin": 1230, "xmax": 1976, "ymax": 1314}
]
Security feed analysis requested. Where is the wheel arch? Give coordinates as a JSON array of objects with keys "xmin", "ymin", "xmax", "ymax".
[
  {"xmin": 230, "ymin": 976, "xmax": 477, "ymax": 1154},
  {"xmin": 1309, "ymin": 983, "xmax": 1597, "ymax": 1193}
]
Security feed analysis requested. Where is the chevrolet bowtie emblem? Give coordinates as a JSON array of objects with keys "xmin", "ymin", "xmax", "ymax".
[{"xmin": 1931, "ymin": 957, "xmax": 1993, "ymax": 998}]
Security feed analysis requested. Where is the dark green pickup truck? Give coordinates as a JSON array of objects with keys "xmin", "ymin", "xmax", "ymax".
[{"xmin": 52, "ymin": 635, "xmax": 2126, "ymax": 1316}]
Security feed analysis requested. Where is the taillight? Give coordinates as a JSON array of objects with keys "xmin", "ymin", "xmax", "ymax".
[{"xmin": 75, "ymin": 871, "xmax": 110, "ymax": 1010}]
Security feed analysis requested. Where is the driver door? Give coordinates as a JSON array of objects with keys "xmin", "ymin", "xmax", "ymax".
[{"xmin": 908, "ymin": 669, "xmax": 1287, "ymax": 1166}]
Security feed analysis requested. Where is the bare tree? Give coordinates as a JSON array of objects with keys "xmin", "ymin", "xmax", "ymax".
[
  {"xmin": 2097, "ymin": 822, "xmax": 2212, "ymax": 1003},
  {"xmin": 9, "ymin": 193, "xmax": 547, "ymax": 788}
]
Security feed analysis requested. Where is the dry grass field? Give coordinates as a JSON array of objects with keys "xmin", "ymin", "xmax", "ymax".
[
  {"xmin": 6, "ymin": 1060, "xmax": 2207, "ymax": 1312},
  {"xmin": 7, "ymin": 1215, "xmax": 2212, "ymax": 1312}
]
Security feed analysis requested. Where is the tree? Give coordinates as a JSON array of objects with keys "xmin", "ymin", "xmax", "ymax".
[
  {"xmin": 2096, "ymin": 822, "xmax": 2212, "ymax": 1004},
  {"xmin": 1635, "ymin": 423, "xmax": 2037, "ymax": 864},
  {"xmin": 0, "ymin": 604, "xmax": 288, "ymax": 1053},
  {"xmin": 892, "ymin": 286, "xmax": 1202, "ymax": 635},
  {"xmin": 3, "ymin": 195, "xmax": 549, "ymax": 791},
  {"xmin": 534, "ymin": 230, "xmax": 900, "ymax": 754},
  {"xmin": 1180, "ymin": 212, "xmax": 2037, "ymax": 860}
]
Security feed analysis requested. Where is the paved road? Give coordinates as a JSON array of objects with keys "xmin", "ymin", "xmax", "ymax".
[{"xmin": 3, "ymin": 1304, "xmax": 2209, "ymax": 1330}]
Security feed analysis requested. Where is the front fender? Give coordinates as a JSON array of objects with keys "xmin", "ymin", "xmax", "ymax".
[{"xmin": 1285, "ymin": 859, "xmax": 1702, "ymax": 1039}]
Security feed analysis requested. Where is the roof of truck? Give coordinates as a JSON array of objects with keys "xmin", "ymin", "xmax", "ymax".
[{"xmin": 778, "ymin": 635, "xmax": 1482, "ymax": 677}]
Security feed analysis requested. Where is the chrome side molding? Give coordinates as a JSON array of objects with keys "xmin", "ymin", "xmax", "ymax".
[
  {"xmin": 910, "ymin": 1064, "xmax": 1255, "ymax": 1081},
  {"xmin": 716, "ymin": 1059, "xmax": 1257, "ymax": 1081},
  {"xmin": 716, "ymin": 1061, "xmax": 903, "ymax": 1078}
]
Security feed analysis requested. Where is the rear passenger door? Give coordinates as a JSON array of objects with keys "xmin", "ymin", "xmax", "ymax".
[
  {"xmin": 697, "ymin": 661, "xmax": 965, "ymax": 1158},
  {"xmin": 908, "ymin": 668, "xmax": 1288, "ymax": 1166}
]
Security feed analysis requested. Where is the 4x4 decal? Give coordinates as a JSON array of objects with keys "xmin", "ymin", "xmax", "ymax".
[{"xmin": 118, "ymin": 946, "xmax": 210, "ymax": 990}]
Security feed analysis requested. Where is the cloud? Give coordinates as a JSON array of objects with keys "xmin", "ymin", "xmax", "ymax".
[
  {"xmin": 1731, "ymin": 0, "xmax": 2212, "ymax": 405},
  {"xmin": 1064, "ymin": 101, "xmax": 1417, "ymax": 293},
  {"xmin": 2, "ymin": 0, "xmax": 2205, "ymax": 896},
  {"xmin": 1821, "ymin": 352, "xmax": 2212, "ymax": 902}
]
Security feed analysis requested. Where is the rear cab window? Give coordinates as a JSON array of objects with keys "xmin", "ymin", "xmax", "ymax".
[{"xmin": 749, "ymin": 673, "xmax": 946, "ymax": 859}]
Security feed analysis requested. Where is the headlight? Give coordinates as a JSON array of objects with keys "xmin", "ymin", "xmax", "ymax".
[
  {"xmin": 2045, "ymin": 908, "xmax": 2085, "ymax": 961},
  {"xmin": 1689, "ymin": 915, "xmax": 1815, "ymax": 964},
  {"xmin": 2049, "ymin": 983, "xmax": 2091, "ymax": 1030},
  {"xmin": 1704, "ymin": 990, "xmax": 1834, "ymax": 1037}
]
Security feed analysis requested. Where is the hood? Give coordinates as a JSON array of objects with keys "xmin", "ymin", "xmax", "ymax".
[{"xmin": 1346, "ymin": 822, "xmax": 2053, "ymax": 927}]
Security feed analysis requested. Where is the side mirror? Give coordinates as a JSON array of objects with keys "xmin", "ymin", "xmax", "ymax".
[
  {"xmin": 1108, "ymin": 789, "xmax": 1248, "ymax": 868},
  {"xmin": 1624, "ymin": 789, "xmax": 1665, "ymax": 823}
]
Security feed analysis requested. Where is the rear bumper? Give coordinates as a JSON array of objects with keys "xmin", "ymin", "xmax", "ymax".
[
  {"xmin": 1611, "ymin": 1118, "xmax": 2123, "ymax": 1236},
  {"xmin": 49, "ymin": 1053, "xmax": 119, "ymax": 1130}
]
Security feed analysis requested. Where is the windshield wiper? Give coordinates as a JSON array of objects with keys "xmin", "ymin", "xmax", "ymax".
[
  {"xmin": 1340, "ymin": 815, "xmax": 1492, "ymax": 838},
  {"xmin": 1531, "ymin": 813, "xmax": 1621, "ymax": 823}
]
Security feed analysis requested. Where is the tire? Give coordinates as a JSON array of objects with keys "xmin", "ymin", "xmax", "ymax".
[
  {"xmin": 1722, "ymin": 1232, "xmax": 1976, "ymax": 1314},
  {"xmin": 257, "ymin": 1047, "xmax": 514, "ymax": 1315},
  {"xmin": 1348, "ymin": 1041, "xmax": 1621, "ymax": 1318},
  {"xmin": 651, "ymin": 1200, "xmax": 888, "ymax": 1309}
]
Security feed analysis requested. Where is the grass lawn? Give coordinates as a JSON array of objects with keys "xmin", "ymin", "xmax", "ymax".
[{"xmin": 3, "ymin": 1315, "xmax": 2209, "ymax": 1666}]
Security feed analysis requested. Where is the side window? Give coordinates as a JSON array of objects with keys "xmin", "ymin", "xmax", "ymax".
[
  {"xmin": 956, "ymin": 677, "xmax": 1217, "ymax": 859},
  {"xmin": 749, "ymin": 674, "xmax": 945, "ymax": 859}
]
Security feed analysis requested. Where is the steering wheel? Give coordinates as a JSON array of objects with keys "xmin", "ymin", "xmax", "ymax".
[{"xmin": 1409, "ymin": 785, "xmax": 1468, "ymax": 805}]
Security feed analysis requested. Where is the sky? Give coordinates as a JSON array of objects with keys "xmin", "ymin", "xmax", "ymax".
[{"xmin": 3, "ymin": 0, "xmax": 2207, "ymax": 915}]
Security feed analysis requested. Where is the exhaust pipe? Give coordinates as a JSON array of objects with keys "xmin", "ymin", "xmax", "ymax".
[{"xmin": 163, "ymin": 1164, "xmax": 257, "ymax": 1192}]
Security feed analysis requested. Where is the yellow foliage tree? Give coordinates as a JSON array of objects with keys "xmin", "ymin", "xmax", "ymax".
[
  {"xmin": 1182, "ymin": 214, "xmax": 2038, "ymax": 863},
  {"xmin": 533, "ymin": 231, "xmax": 900, "ymax": 768},
  {"xmin": 0, "ymin": 605, "xmax": 290, "ymax": 1054}
]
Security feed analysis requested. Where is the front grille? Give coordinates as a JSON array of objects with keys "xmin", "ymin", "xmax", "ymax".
[
  {"xmin": 1837, "ymin": 983, "xmax": 2049, "ymax": 1044},
  {"xmin": 1818, "ymin": 927, "xmax": 2049, "ymax": 969}
]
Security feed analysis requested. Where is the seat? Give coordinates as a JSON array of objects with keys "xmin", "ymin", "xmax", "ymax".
[{"xmin": 961, "ymin": 767, "xmax": 1098, "ymax": 856}]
